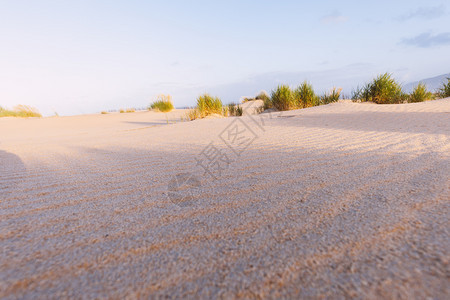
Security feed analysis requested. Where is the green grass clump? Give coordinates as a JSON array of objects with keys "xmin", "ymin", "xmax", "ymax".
[
  {"xmin": 226, "ymin": 103, "xmax": 243, "ymax": 116},
  {"xmin": 263, "ymin": 98, "xmax": 273, "ymax": 109},
  {"xmin": 236, "ymin": 106, "xmax": 243, "ymax": 116},
  {"xmin": 185, "ymin": 108, "xmax": 200, "ymax": 120},
  {"xmin": 268, "ymin": 82, "xmax": 340, "ymax": 111},
  {"xmin": 196, "ymin": 94, "xmax": 223, "ymax": 117},
  {"xmin": 255, "ymin": 91, "xmax": 270, "ymax": 101},
  {"xmin": 320, "ymin": 87, "xmax": 342, "ymax": 105},
  {"xmin": 353, "ymin": 73, "xmax": 405, "ymax": 104},
  {"xmin": 0, "ymin": 105, "xmax": 42, "ymax": 118},
  {"xmin": 351, "ymin": 86, "xmax": 364, "ymax": 101},
  {"xmin": 255, "ymin": 91, "xmax": 272, "ymax": 109},
  {"xmin": 150, "ymin": 94, "xmax": 174, "ymax": 112},
  {"xmin": 270, "ymin": 85, "xmax": 295, "ymax": 111},
  {"xmin": 294, "ymin": 81, "xmax": 319, "ymax": 108},
  {"xmin": 409, "ymin": 83, "xmax": 433, "ymax": 103},
  {"xmin": 437, "ymin": 77, "xmax": 450, "ymax": 98}
]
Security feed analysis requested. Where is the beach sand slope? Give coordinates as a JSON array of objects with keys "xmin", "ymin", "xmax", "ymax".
[{"xmin": 1, "ymin": 99, "xmax": 449, "ymax": 298}]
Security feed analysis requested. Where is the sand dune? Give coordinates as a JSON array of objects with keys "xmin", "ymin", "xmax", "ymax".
[{"xmin": 1, "ymin": 99, "xmax": 449, "ymax": 298}]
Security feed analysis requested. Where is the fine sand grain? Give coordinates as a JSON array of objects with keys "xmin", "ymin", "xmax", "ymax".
[{"xmin": 1, "ymin": 99, "xmax": 449, "ymax": 298}]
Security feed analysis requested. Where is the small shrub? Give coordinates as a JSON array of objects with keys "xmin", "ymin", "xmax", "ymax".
[
  {"xmin": 321, "ymin": 87, "xmax": 342, "ymax": 105},
  {"xmin": 236, "ymin": 106, "xmax": 243, "ymax": 116},
  {"xmin": 185, "ymin": 108, "xmax": 200, "ymax": 120},
  {"xmin": 0, "ymin": 105, "xmax": 42, "ymax": 118},
  {"xmin": 271, "ymin": 85, "xmax": 295, "ymax": 111},
  {"xmin": 150, "ymin": 94, "xmax": 174, "ymax": 112},
  {"xmin": 255, "ymin": 91, "xmax": 270, "ymax": 100},
  {"xmin": 263, "ymin": 98, "xmax": 273, "ymax": 109},
  {"xmin": 294, "ymin": 81, "xmax": 318, "ymax": 108},
  {"xmin": 227, "ymin": 103, "xmax": 236, "ymax": 116},
  {"xmin": 351, "ymin": 86, "xmax": 363, "ymax": 101},
  {"xmin": 437, "ymin": 77, "xmax": 450, "ymax": 98},
  {"xmin": 101, "ymin": 111, "xmax": 108, "ymax": 114},
  {"xmin": 409, "ymin": 83, "xmax": 433, "ymax": 103},
  {"xmin": 355, "ymin": 73, "xmax": 404, "ymax": 104},
  {"xmin": 226, "ymin": 103, "xmax": 243, "ymax": 117},
  {"xmin": 255, "ymin": 91, "xmax": 273, "ymax": 110},
  {"xmin": 126, "ymin": 108, "xmax": 135, "ymax": 113},
  {"xmin": 196, "ymin": 94, "xmax": 223, "ymax": 117},
  {"xmin": 222, "ymin": 105, "xmax": 229, "ymax": 116},
  {"xmin": 119, "ymin": 109, "xmax": 125, "ymax": 113}
]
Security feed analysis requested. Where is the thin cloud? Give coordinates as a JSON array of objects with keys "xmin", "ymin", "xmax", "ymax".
[
  {"xmin": 398, "ymin": 4, "xmax": 446, "ymax": 21},
  {"xmin": 321, "ymin": 10, "xmax": 348, "ymax": 24},
  {"xmin": 401, "ymin": 32, "xmax": 450, "ymax": 48}
]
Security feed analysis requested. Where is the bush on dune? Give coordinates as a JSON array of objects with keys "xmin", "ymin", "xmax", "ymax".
[
  {"xmin": 255, "ymin": 91, "xmax": 270, "ymax": 102},
  {"xmin": 437, "ymin": 77, "xmax": 450, "ymax": 98},
  {"xmin": 267, "ymin": 83, "xmax": 343, "ymax": 111},
  {"xmin": 196, "ymin": 94, "xmax": 223, "ymax": 117},
  {"xmin": 0, "ymin": 105, "xmax": 42, "ymax": 118},
  {"xmin": 253, "ymin": 91, "xmax": 272, "ymax": 109},
  {"xmin": 226, "ymin": 102, "xmax": 243, "ymax": 116},
  {"xmin": 353, "ymin": 73, "xmax": 405, "ymax": 104},
  {"xmin": 294, "ymin": 81, "xmax": 319, "ymax": 108},
  {"xmin": 185, "ymin": 108, "xmax": 200, "ymax": 120},
  {"xmin": 409, "ymin": 83, "xmax": 433, "ymax": 103},
  {"xmin": 271, "ymin": 85, "xmax": 295, "ymax": 111},
  {"xmin": 351, "ymin": 85, "xmax": 365, "ymax": 102},
  {"xmin": 183, "ymin": 94, "xmax": 224, "ymax": 121},
  {"xmin": 320, "ymin": 87, "xmax": 342, "ymax": 105},
  {"xmin": 150, "ymin": 94, "xmax": 174, "ymax": 112}
]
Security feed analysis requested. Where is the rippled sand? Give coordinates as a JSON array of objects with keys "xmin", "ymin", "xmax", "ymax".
[{"xmin": 1, "ymin": 100, "xmax": 449, "ymax": 298}]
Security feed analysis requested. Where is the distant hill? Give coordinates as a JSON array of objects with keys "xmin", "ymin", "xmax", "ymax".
[{"xmin": 404, "ymin": 73, "xmax": 450, "ymax": 93}]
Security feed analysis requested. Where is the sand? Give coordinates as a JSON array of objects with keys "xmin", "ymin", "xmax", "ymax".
[{"xmin": 1, "ymin": 100, "xmax": 449, "ymax": 299}]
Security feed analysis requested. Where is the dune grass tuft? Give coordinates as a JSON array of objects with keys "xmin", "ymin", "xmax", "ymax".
[
  {"xmin": 255, "ymin": 91, "xmax": 270, "ymax": 102},
  {"xmin": 409, "ymin": 83, "xmax": 433, "ymax": 103},
  {"xmin": 0, "ymin": 105, "xmax": 42, "ymax": 118},
  {"xmin": 269, "ymin": 83, "xmax": 342, "ymax": 111},
  {"xmin": 150, "ymin": 94, "xmax": 174, "ymax": 112},
  {"xmin": 226, "ymin": 103, "xmax": 243, "ymax": 116},
  {"xmin": 271, "ymin": 85, "xmax": 295, "ymax": 111},
  {"xmin": 294, "ymin": 81, "xmax": 319, "ymax": 108},
  {"xmin": 320, "ymin": 87, "xmax": 342, "ymax": 105},
  {"xmin": 437, "ymin": 77, "xmax": 450, "ymax": 98},
  {"xmin": 196, "ymin": 94, "xmax": 223, "ymax": 117},
  {"xmin": 185, "ymin": 108, "xmax": 200, "ymax": 120},
  {"xmin": 353, "ymin": 73, "xmax": 405, "ymax": 104},
  {"xmin": 255, "ymin": 91, "xmax": 272, "ymax": 109}
]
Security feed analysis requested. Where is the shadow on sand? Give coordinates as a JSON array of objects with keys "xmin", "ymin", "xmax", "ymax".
[{"xmin": 0, "ymin": 149, "xmax": 26, "ymax": 192}]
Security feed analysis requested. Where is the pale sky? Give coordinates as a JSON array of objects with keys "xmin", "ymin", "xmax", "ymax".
[{"xmin": 1, "ymin": 0, "xmax": 449, "ymax": 116}]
